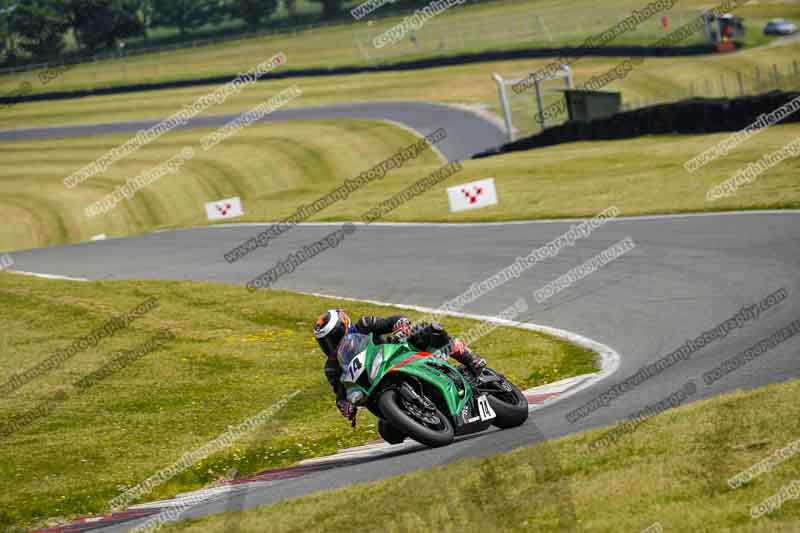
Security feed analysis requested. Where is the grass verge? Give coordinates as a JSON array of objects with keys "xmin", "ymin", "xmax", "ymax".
[
  {"xmin": 0, "ymin": 0, "xmax": 790, "ymax": 95},
  {"xmin": 1, "ymin": 118, "xmax": 798, "ymax": 253},
  {"xmin": 3, "ymin": 40, "xmax": 800, "ymax": 131},
  {"xmin": 0, "ymin": 120, "xmax": 442, "ymax": 252},
  {"xmin": 166, "ymin": 378, "xmax": 800, "ymax": 532},
  {"xmin": 449, "ymin": 123, "xmax": 800, "ymax": 221},
  {"xmin": 0, "ymin": 273, "xmax": 595, "ymax": 531}
]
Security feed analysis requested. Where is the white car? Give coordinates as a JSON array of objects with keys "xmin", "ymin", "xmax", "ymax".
[{"xmin": 763, "ymin": 18, "xmax": 798, "ymax": 36}]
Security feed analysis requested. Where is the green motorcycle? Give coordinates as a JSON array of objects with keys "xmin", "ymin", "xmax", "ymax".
[{"xmin": 337, "ymin": 332, "xmax": 529, "ymax": 447}]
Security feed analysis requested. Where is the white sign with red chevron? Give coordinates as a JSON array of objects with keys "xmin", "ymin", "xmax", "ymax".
[
  {"xmin": 205, "ymin": 197, "xmax": 244, "ymax": 221},
  {"xmin": 447, "ymin": 178, "xmax": 498, "ymax": 212}
]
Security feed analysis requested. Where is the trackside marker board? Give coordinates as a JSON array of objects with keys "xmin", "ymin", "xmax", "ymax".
[
  {"xmin": 447, "ymin": 178, "xmax": 499, "ymax": 212},
  {"xmin": 205, "ymin": 197, "xmax": 244, "ymax": 221}
]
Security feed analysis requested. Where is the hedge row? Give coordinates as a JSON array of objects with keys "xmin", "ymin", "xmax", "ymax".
[{"xmin": 475, "ymin": 90, "xmax": 800, "ymax": 158}]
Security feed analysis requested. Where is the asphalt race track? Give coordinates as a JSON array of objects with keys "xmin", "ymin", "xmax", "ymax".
[
  {"xmin": 11, "ymin": 212, "xmax": 800, "ymax": 530},
  {"xmin": 0, "ymin": 101, "xmax": 507, "ymax": 162},
  {"xmin": 4, "ymin": 105, "xmax": 800, "ymax": 530}
]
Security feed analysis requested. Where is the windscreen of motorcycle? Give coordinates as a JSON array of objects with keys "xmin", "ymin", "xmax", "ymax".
[{"xmin": 337, "ymin": 333, "xmax": 370, "ymax": 382}]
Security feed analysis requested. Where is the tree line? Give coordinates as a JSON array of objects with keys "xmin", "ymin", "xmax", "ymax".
[{"xmin": 0, "ymin": 0, "xmax": 383, "ymax": 64}]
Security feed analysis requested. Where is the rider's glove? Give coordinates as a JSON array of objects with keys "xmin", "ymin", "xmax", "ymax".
[
  {"xmin": 450, "ymin": 338, "xmax": 467, "ymax": 356},
  {"xmin": 337, "ymin": 398, "xmax": 356, "ymax": 420},
  {"xmin": 392, "ymin": 317, "xmax": 412, "ymax": 340}
]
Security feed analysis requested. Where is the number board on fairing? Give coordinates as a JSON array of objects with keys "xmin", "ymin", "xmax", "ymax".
[{"xmin": 344, "ymin": 352, "xmax": 366, "ymax": 383}]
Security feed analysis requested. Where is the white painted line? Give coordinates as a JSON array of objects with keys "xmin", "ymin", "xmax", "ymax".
[
  {"xmin": 128, "ymin": 487, "xmax": 235, "ymax": 510},
  {"xmin": 128, "ymin": 502, "xmax": 175, "ymax": 510},
  {"xmin": 176, "ymin": 486, "xmax": 234, "ymax": 499},
  {"xmin": 8, "ymin": 270, "xmax": 89, "ymax": 282},
  {"xmin": 298, "ymin": 456, "xmax": 345, "ymax": 466},
  {"xmin": 523, "ymin": 373, "xmax": 597, "ymax": 396},
  {"xmin": 335, "ymin": 442, "xmax": 395, "ymax": 453},
  {"xmin": 525, "ymin": 374, "xmax": 600, "ymax": 412},
  {"xmin": 9, "ymin": 252, "xmax": 619, "ymax": 411},
  {"xmin": 294, "ymin": 290, "xmax": 621, "ymax": 412},
  {"xmin": 119, "ymin": 321, "xmax": 614, "ymax": 517},
  {"xmin": 188, "ymin": 209, "xmax": 800, "ymax": 231},
  {"xmin": 300, "ymin": 442, "xmax": 411, "ymax": 463},
  {"xmin": 298, "ymin": 374, "xmax": 605, "ymax": 465},
  {"xmin": 308, "ymin": 442, "xmax": 420, "ymax": 463}
]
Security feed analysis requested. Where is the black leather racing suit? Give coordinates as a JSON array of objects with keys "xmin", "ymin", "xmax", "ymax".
[{"xmin": 324, "ymin": 316, "xmax": 452, "ymax": 402}]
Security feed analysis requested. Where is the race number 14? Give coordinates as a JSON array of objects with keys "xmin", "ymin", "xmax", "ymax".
[{"xmin": 477, "ymin": 395, "xmax": 497, "ymax": 421}]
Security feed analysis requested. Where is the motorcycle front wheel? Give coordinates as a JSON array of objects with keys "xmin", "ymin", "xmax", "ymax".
[
  {"xmin": 483, "ymin": 372, "xmax": 529, "ymax": 429},
  {"xmin": 377, "ymin": 418, "xmax": 407, "ymax": 445},
  {"xmin": 378, "ymin": 389, "xmax": 454, "ymax": 447}
]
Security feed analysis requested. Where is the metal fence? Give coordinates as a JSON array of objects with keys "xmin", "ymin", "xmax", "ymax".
[
  {"xmin": 492, "ymin": 58, "xmax": 800, "ymax": 142},
  {"xmin": 623, "ymin": 59, "xmax": 800, "ymax": 110}
]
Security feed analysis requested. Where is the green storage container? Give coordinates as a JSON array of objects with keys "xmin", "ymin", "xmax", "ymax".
[{"xmin": 561, "ymin": 90, "xmax": 622, "ymax": 122}]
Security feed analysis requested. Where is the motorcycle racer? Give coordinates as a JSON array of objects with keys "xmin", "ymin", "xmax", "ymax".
[{"xmin": 313, "ymin": 309, "xmax": 487, "ymax": 419}]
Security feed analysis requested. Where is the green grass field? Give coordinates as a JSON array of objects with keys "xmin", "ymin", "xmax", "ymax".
[
  {"xmin": 2, "ymin": 39, "xmax": 798, "ymax": 133},
  {"xmin": 165, "ymin": 377, "xmax": 800, "ymax": 533},
  {"xmin": 0, "ymin": 120, "xmax": 442, "ymax": 252},
  {"xmin": 455, "ymin": 123, "xmax": 800, "ymax": 221},
  {"xmin": 0, "ymin": 0, "xmax": 793, "ymax": 95},
  {"xmin": 0, "ymin": 274, "xmax": 595, "ymax": 530},
  {"xmin": 1, "ymin": 117, "xmax": 798, "ymax": 254},
  {"xmin": 2, "ymin": 3, "xmax": 798, "ymax": 532}
]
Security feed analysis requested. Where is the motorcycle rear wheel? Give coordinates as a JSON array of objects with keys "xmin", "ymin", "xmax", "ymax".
[{"xmin": 378, "ymin": 389, "xmax": 454, "ymax": 447}]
